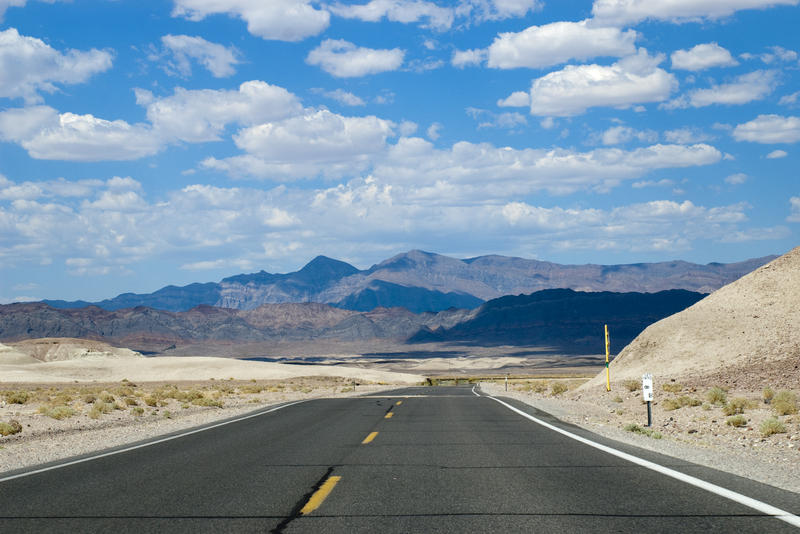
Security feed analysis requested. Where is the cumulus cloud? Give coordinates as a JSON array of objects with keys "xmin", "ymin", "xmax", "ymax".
[
  {"xmin": 160, "ymin": 34, "xmax": 240, "ymax": 78},
  {"xmin": 452, "ymin": 48, "xmax": 487, "ymax": 68},
  {"xmin": 138, "ymin": 80, "xmax": 303, "ymax": 143},
  {"xmin": 591, "ymin": 0, "xmax": 800, "ymax": 26},
  {"xmin": 306, "ymin": 39, "xmax": 404, "ymax": 77},
  {"xmin": 172, "ymin": 0, "xmax": 329, "ymax": 42},
  {"xmin": 600, "ymin": 126, "xmax": 658, "ymax": 145},
  {"xmin": 318, "ymin": 88, "xmax": 366, "ymax": 106},
  {"xmin": 766, "ymin": 149, "xmax": 788, "ymax": 158},
  {"xmin": 0, "ymin": 27, "xmax": 113, "ymax": 102},
  {"xmin": 528, "ymin": 49, "xmax": 676, "ymax": 117},
  {"xmin": 789, "ymin": 197, "xmax": 800, "ymax": 222},
  {"xmin": 733, "ymin": 114, "xmax": 800, "ymax": 143},
  {"xmin": 0, "ymin": 106, "xmax": 160, "ymax": 161},
  {"xmin": 487, "ymin": 20, "xmax": 637, "ymax": 69},
  {"xmin": 671, "ymin": 43, "xmax": 738, "ymax": 71},
  {"xmin": 497, "ymin": 91, "xmax": 530, "ymax": 108},
  {"xmin": 202, "ymin": 109, "xmax": 396, "ymax": 180},
  {"xmin": 664, "ymin": 70, "xmax": 778, "ymax": 109},
  {"xmin": 328, "ymin": 0, "xmax": 454, "ymax": 30}
]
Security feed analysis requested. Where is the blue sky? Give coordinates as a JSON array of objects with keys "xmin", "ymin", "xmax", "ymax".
[{"xmin": 0, "ymin": 0, "xmax": 799, "ymax": 302}]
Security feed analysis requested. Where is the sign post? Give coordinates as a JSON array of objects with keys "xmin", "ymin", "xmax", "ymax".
[
  {"xmin": 642, "ymin": 373, "xmax": 653, "ymax": 427},
  {"xmin": 604, "ymin": 325, "xmax": 611, "ymax": 391},
  {"xmin": 505, "ymin": 374, "xmax": 508, "ymax": 392}
]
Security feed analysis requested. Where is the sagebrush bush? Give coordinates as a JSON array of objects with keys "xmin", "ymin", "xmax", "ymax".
[
  {"xmin": 723, "ymin": 397, "xmax": 752, "ymax": 416},
  {"xmin": 760, "ymin": 417, "xmax": 787, "ymax": 437},
  {"xmin": 772, "ymin": 391, "xmax": 798, "ymax": 416},
  {"xmin": 623, "ymin": 379, "xmax": 639, "ymax": 392},
  {"xmin": 38, "ymin": 405, "xmax": 76, "ymax": 420},
  {"xmin": 550, "ymin": 382, "xmax": 568, "ymax": 396},
  {"xmin": 192, "ymin": 397, "xmax": 223, "ymax": 408},
  {"xmin": 89, "ymin": 401, "xmax": 113, "ymax": 419},
  {"xmin": 706, "ymin": 387, "xmax": 728, "ymax": 405},
  {"xmin": 763, "ymin": 387, "xmax": 775, "ymax": 404},
  {"xmin": 726, "ymin": 415, "xmax": 747, "ymax": 427},
  {"xmin": 143, "ymin": 396, "xmax": 158, "ymax": 407},
  {"xmin": 662, "ymin": 396, "xmax": 701, "ymax": 411},
  {"xmin": 131, "ymin": 406, "xmax": 144, "ymax": 416},
  {"xmin": 4, "ymin": 390, "xmax": 29, "ymax": 404},
  {"xmin": 662, "ymin": 383, "xmax": 682, "ymax": 393},
  {"xmin": 624, "ymin": 423, "xmax": 662, "ymax": 439},
  {"xmin": 0, "ymin": 420, "xmax": 23, "ymax": 436}
]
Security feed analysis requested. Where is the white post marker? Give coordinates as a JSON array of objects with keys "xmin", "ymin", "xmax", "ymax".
[{"xmin": 642, "ymin": 373, "xmax": 653, "ymax": 427}]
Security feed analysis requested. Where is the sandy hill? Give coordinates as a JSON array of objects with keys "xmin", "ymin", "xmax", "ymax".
[
  {"xmin": 584, "ymin": 246, "xmax": 800, "ymax": 391},
  {"xmin": 9, "ymin": 338, "xmax": 143, "ymax": 362}
]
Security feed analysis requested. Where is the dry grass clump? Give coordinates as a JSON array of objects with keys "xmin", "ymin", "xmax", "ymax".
[
  {"xmin": 3, "ymin": 390, "xmax": 30, "ymax": 404},
  {"xmin": 726, "ymin": 415, "xmax": 748, "ymax": 427},
  {"xmin": 706, "ymin": 387, "xmax": 728, "ymax": 405},
  {"xmin": 771, "ymin": 391, "xmax": 798, "ymax": 416},
  {"xmin": 130, "ymin": 406, "xmax": 144, "ymax": 416},
  {"xmin": 38, "ymin": 405, "xmax": 77, "ymax": 420},
  {"xmin": 623, "ymin": 379, "xmax": 639, "ymax": 392},
  {"xmin": 763, "ymin": 387, "xmax": 775, "ymax": 405},
  {"xmin": 191, "ymin": 396, "xmax": 223, "ymax": 408},
  {"xmin": 89, "ymin": 401, "xmax": 114, "ymax": 419},
  {"xmin": 624, "ymin": 423, "xmax": 662, "ymax": 439},
  {"xmin": 662, "ymin": 395, "xmax": 702, "ymax": 411},
  {"xmin": 662, "ymin": 383, "xmax": 683, "ymax": 393},
  {"xmin": 760, "ymin": 417, "xmax": 787, "ymax": 437},
  {"xmin": 550, "ymin": 382, "xmax": 568, "ymax": 396},
  {"xmin": 722, "ymin": 397, "xmax": 755, "ymax": 416},
  {"xmin": 0, "ymin": 420, "xmax": 23, "ymax": 436}
]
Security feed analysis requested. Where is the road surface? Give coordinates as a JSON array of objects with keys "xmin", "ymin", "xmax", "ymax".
[{"xmin": 1, "ymin": 385, "xmax": 798, "ymax": 532}]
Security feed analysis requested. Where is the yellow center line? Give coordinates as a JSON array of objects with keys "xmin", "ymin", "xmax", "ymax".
[
  {"xmin": 299, "ymin": 475, "xmax": 342, "ymax": 515},
  {"xmin": 361, "ymin": 431, "xmax": 379, "ymax": 444},
  {"xmin": 384, "ymin": 412, "xmax": 394, "ymax": 419},
  {"xmin": 396, "ymin": 400, "xmax": 403, "ymax": 406}
]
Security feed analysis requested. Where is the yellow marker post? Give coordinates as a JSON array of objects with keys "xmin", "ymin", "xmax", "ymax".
[{"xmin": 605, "ymin": 324, "xmax": 611, "ymax": 391}]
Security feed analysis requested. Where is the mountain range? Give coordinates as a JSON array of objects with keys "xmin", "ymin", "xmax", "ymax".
[{"xmin": 43, "ymin": 250, "xmax": 775, "ymax": 314}]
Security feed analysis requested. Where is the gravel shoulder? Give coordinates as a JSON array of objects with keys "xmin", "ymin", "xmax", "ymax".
[
  {"xmin": 0, "ymin": 377, "xmax": 401, "ymax": 474},
  {"xmin": 480, "ymin": 380, "xmax": 800, "ymax": 495}
]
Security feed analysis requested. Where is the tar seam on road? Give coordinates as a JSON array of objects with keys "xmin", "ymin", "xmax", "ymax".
[
  {"xmin": 300, "ymin": 475, "xmax": 342, "ymax": 515},
  {"xmin": 0, "ymin": 400, "xmax": 308, "ymax": 484},
  {"xmin": 271, "ymin": 466, "xmax": 336, "ymax": 533},
  {"xmin": 488, "ymin": 395, "xmax": 800, "ymax": 528},
  {"xmin": 362, "ymin": 431, "xmax": 379, "ymax": 444}
]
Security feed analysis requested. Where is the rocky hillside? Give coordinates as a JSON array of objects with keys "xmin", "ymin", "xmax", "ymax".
[
  {"xmin": 43, "ymin": 250, "xmax": 774, "ymax": 313},
  {"xmin": 409, "ymin": 289, "xmax": 706, "ymax": 353},
  {"xmin": 583, "ymin": 246, "xmax": 800, "ymax": 389}
]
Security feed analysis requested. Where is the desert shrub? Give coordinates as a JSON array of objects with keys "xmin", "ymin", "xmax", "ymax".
[
  {"xmin": 131, "ymin": 406, "xmax": 144, "ymax": 416},
  {"xmin": 623, "ymin": 423, "xmax": 662, "ymax": 439},
  {"xmin": 706, "ymin": 387, "xmax": 728, "ymax": 405},
  {"xmin": 4, "ymin": 390, "xmax": 29, "ymax": 404},
  {"xmin": 663, "ymin": 396, "xmax": 701, "ymax": 411},
  {"xmin": 113, "ymin": 386, "xmax": 134, "ymax": 397},
  {"xmin": 38, "ymin": 405, "xmax": 77, "ymax": 420},
  {"xmin": 726, "ymin": 415, "xmax": 747, "ymax": 427},
  {"xmin": 99, "ymin": 392, "xmax": 115, "ymax": 404},
  {"xmin": 762, "ymin": 387, "xmax": 775, "ymax": 404},
  {"xmin": 772, "ymin": 391, "xmax": 798, "ymax": 416},
  {"xmin": 613, "ymin": 396, "xmax": 623, "ymax": 403},
  {"xmin": 702, "ymin": 403, "xmax": 711, "ymax": 411},
  {"xmin": 760, "ymin": 417, "xmax": 787, "ymax": 437},
  {"xmin": 662, "ymin": 383, "xmax": 683, "ymax": 393},
  {"xmin": 662, "ymin": 398, "xmax": 681, "ymax": 411},
  {"xmin": 550, "ymin": 382, "xmax": 568, "ymax": 396},
  {"xmin": 192, "ymin": 397, "xmax": 223, "ymax": 408},
  {"xmin": 340, "ymin": 387, "xmax": 354, "ymax": 393},
  {"xmin": 163, "ymin": 410, "xmax": 172, "ymax": 419},
  {"xmin": 124, "ymin": 397, "xmax": 138, "ymax": 406},
  {"xmin": 623, "ymin": 379, "xmax": 639, "ymax": 392},
  {"xmin": 723, "ymin": 397, "xmax": 752, "ymax": 416},
  {"xmin": 143, "ymin": 396, "xmax": 158, "ymax": 407},
  {"xmin": 0, "ymin": 420, "xmax": 22, "ymax": 436},
  {"xmin": 82, "ymin": 394, "xmax": 97, "ymax": 404},
  {"xmin": 89, "ymin": 401, "xmax": 113, "ymax": 419},
  {"xmin": 239, "ymin": 385, "xmax": 265, "ymax": 394}
]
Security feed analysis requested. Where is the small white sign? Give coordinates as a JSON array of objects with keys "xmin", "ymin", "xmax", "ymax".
[{"xmin": 642, "ymin": 373, "xmax": 654, "ymax": 402}]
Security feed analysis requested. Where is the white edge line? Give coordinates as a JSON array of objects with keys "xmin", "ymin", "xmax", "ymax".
[
  {"xmin": 471, "ymin": 385, "xmax": 480, "ymax": 397},
  {"xmin": 489, "ymin": 396, "xmax": 800, "ymax": 528},
  {"xmin": 0, "ymin": 400, "xmax": 307, "ymax": 484}
]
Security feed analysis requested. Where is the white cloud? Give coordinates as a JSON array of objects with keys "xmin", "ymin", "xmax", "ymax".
[
  {"xmin": 592, "ymin": 0, "xmax": 800, "ymax": 25},
  {"xmin": 779, "ymin": 91, "xmax": 799, "ymax": 106},
  {"xmin": 426, "ymin": 122, "xmax": 442, "ymax": 140},
  {"xmin": 671, "ymin": 43, "xmax": 738, "ymax": 71},
  {"xmin": 663, "ymin": 128, "xmax": 713, "ymax": 144},
  {"xmin": 460, "ymin": 0, "xmax": 543, "ymax": 21},
  {"xmin": 487, "ymin": 20, "xmax": 637, "ymax": 69},
  {"xmin": 600, "ymin": 126, "xmax": 658, "ymax": 145},
  {"xmin": 497, "ymin": 91, "xmax": 530, "ymax": 108},
  {"xmin": 467, "ymin": 108, "xmax": 527, "ymax": 129},
  {"xmin": 632, "ymin": 179, "xmax": 674, "ymax": 188},
  {"xmin": 452, "ymin": 48, "xmax": 486, "ymax": 68},
  {"xmin": 320, "ymin": 88, "xmax": 366, "ymax": 106},
  {"xmin": 743, "ymin": 45, "xmax": 799, "ymax": 64},
  {"xmin": 0, "ymin": 27, "xmax": 113, "ymax": 102},
  {"xmin": 0, "ymin": 106, "xmax": 161, "ymax": 161},
  {"xmin": 789, "ymin": 197, "xmax": 800, "ymax": 222},
  {"xmin": 306, "ymin": 39, "xmax": 404, "ymax": 77},
  {"xmin": 139, "ymin": 81, "xmax": 302, "ymax": 143},
  {"xmin": 172, "ymin": 0, "xmax": 329, "ymax": 42},
  {"xmin": 766, "ymin": 149, "xmax": 788, "ymax": 158},
  {"xmin": 160, "ymin": 34, "xmax": 240, "ymax": 78},
  {"xmin": 528, "ymin": 49, "xmax": 676, "ymax": 117},
  {"xmin": 203, "ymin": 110, "xmax": 396, "ymax": 180},
  {"xmin": 665, "ymin": 70, "xmax": 778, "ymax": 109},
  {"xmin": 328, "ymin": 0, "xmax": 454, "ymax": 30},
  {"xmin": 725, "ymin": 172, "xmax": 748, "ymax": 184},
  {"xmin": 733, "ymin": 114, "xmax": 800, "ymax": 143}
]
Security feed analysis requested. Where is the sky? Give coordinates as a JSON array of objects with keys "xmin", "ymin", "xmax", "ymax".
[{"xmin": 0, "ymin": 0, "xmax": 799, "ymax": 303}]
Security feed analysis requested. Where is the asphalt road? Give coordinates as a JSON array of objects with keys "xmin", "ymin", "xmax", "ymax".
[{"xmin": 1, "ymin": 385, "xmax": 798, "ymax": 533}]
